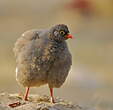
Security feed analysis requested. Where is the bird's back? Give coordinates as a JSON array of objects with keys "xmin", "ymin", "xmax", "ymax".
[{"xmin": 14, "ymin": 29, "xmax": 53, "ymax": 87}]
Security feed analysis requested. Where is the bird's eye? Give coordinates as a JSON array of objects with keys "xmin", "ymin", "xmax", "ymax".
[{"xmin": 60, "ymin": 31, "xmax": 65, "ymax": 35}]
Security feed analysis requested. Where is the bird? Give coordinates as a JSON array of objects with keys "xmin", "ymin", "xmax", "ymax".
[{"xmin": 13, "ymin": 24, "xmax": 72, "ymax": 103}]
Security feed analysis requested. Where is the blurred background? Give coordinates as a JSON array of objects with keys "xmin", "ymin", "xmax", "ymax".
[{"xmin": 0, "ymin": 0, "xmax": 113, "ymax": 109}]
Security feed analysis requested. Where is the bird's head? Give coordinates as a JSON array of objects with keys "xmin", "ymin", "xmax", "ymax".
[{"xmin": 49, "ymin": 24, "xmax": 73, "ymax": 42}]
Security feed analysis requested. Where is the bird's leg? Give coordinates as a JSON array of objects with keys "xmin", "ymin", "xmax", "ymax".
[
  {"xmin": 8, "ymin": 87, "xmax": 30, "ymax": 107},
  {"xmin": 24, "ymin": 87, "xmax": 30, "ymax": 101},
  {"xmin": 49, "ymin": 87, "xmax": 55, "ymax": 103}
]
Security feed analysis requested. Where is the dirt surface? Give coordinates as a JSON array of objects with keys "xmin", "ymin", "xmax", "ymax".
[{"xmin": 0, "ymin": 93, "xmax": 83, "ymax": 110}]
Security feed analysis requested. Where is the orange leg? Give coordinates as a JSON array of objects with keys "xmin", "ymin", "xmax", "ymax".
[
  {"xmin": 24, "ymin": 87, "xmax": 30, "ymax": 101},
  {"xmin": 49, "ymin": 87, "xmax": 55, "ymax": 103},
  {"xmin": 8, "ymin": 87, "xmax": 30, "ymax": 108}
]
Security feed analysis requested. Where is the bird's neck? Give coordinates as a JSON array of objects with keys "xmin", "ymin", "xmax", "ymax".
[{"xmin": 49, "ymin": 40, "xmax": 66, "ymax": 53}]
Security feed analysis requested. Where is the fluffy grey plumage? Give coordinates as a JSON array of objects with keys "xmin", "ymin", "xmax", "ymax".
[{"xmin": 14, "ymin": 24, "xmax": 72, "ymax": 89}]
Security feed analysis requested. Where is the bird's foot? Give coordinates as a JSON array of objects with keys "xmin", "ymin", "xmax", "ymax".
[
  {"xmin": 24, "ymin": 97, "xmax": 29, "ymax": 101},
  {"xmin": 8, "ymin": 101, "xmax": 21, "ymax": 108},
  {"xmin": 50, "ymin": 97, "xmax": 55, "ymax": 103}
]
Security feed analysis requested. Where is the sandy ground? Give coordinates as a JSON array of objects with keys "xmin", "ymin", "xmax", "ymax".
[{"xmin": 0, "ymin": 93, "xmax": 83, "ymax": 110}]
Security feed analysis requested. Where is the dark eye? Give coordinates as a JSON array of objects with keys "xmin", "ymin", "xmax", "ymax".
[{"xmin": 60, "ymin": 31, "xmax": 65, "ymax": 35}]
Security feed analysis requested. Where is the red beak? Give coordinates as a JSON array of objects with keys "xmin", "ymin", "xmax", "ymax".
[{"xmin": 66, "ymin": 34, "xmax": 73, "ymax": 39}]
